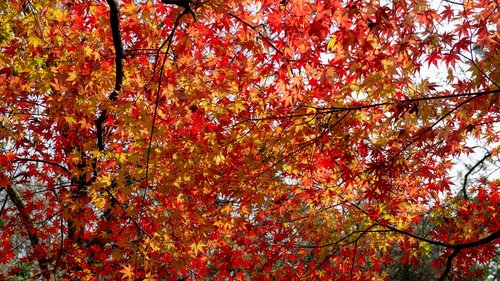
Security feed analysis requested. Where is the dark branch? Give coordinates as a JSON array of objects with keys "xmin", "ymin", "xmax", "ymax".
[
  {"xmin": 106, "ymin": 0, "xmax": 125, "ymax": 98},
  {"xmin": 228, "ymin": 12, "xmax": 289, "ymax": 62},
  {"xmin": 6, "ymin": 186, "xmax": 51, "ymax": 279},
  {"xmin": 105, "ymin": 189, "xmax": 152, "ymax": 239},
  {"xmin": 317, "ymin": 88, "xmax": 500, "ymax": 112},
  {"xmin": 462, "ymin": 151, "xmax": 492, "ymax": 200},
  {"xmin": 323, "ymin": 153, "xmax": 500, "ymax": 281},
  {"xmin": 161, "ymin": 0, "xmax": 196, "ymax": 20},
  {"xmin": 391, "ymin": 93, "xmax": 481, "ymax": 160},
  {"xmin": 237, "ymin": 89, "xmax": 500, "ymax": 123},
  {"xmin": 95, "ymin": 111, "xmax": 108, "ymax": 151},
  {"xmin": 325, "ymin": 176, "xmax": 500, "ymax": 280},
  {"xmin": 442, "ymin": 0, "xmax": 464, "ymax": 5},
  {"xmin": 384, "ymin": 225, "xmax": 454, "ymax": 248},
  {"xmin": 386, "ymin": 224, "xmax": 500, "ymax": 280},
  {"xmin": 456, "ymin": 229, "xmax": 500, "ymax": 249},
  {"xmin": 145, "ymin": 10, "xmax": 185, "ymax": 188},
  {"xmin": 438, "ymin": 249, "xmax": 460, "ymax": 281},
  {"xmin": 96, "ymin": 0, "xmax": 125, "ymax": 152},
  {"xmin": 15, "ymin": 157, "xmax": 71, "ymax": 175}
]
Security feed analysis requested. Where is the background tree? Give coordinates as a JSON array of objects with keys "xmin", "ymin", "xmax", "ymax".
[{"xmin": 0, "ymin": 0, "xmax": 498, "ymax": 280}]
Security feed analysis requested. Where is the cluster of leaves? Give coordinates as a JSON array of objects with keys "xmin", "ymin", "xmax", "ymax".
[{"xmin": 0, "ymin": 0, "xmax": 498, "ymax": 280}]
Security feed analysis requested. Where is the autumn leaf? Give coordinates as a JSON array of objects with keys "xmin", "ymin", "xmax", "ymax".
[{"xmin": 120, "ymin": 265, "xmax": 134, "ymax": 279}]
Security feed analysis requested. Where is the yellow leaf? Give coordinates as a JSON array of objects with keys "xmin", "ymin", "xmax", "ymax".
[
  {"xmin": 144, "ymin": 273, "xmax": 157, "ymax": 281},
  {"xmin": 234, "ymin": 101, "xmax": 246, "ymax": 112},
  {"xmin": 221, "ymin": 204, "xmax": 233, "ymax": 215},
  {"xmin": 176, "ymin": 193, "xmax": 185, "ymax": 203},
  {"xmin": 419, "ymin": 241, "xmax": 431, "ymax": 257},
  {"xmin": 66, "ymin": 71, "xmax": 78, "ymax": 82},
  {"xmin": 327, "ymin": 36, "xmax": 337, "ymax": 51},
  {"xmin": 189, "ymin": 241, "xmax": 207, "ymax": 256},
  {"xmin": 64, "ymin": 116, "xmax": 76, "ymax": 124},
  {"xmin": 92, "ymin": 194, "xmax": 106, "ymax": 209},
  {"xmin": 120, "ymin": 264, "xmax": 134, "ymax": 279},
  {"xmin": 214, "ymin": 154, "xmax": 225, "ymax": 165},
  {"xmin": 100, "ymin": 175, "xmax": 112, "ymax": 186},
  {"xmin": 83, "ymin": 46, "xmax": 93, "ymax": 57}
]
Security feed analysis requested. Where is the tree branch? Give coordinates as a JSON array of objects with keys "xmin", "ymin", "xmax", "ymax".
[
  {"xmin": 317, "ymin": 88, "xmax": 500, "ymax": 113},
  {"xmin": 462, "ymin": 151, "xmax": 492, "ymax": 200},
  {"xmin": 106, "ymin": 0, "xmax": 125, "ymax": 98},
  {"xmin": 96, "ymin": 0, "xmax": 125, "ymax": 152},
  {"xmin": 438, "ymin": 248, "xmax": 460, "ymax": 281},
  {"xmin": 145, "ymin": 10, "xmax": 185, "ymax": 188},
  {"xmin": 237, "ymin": 89, "xmax": 500, "ymax": 123},
  {"xmin": 442, "ymin": 0, "xmax": 464, "ymax": 5},
  {"xmin": 15, "ymin": 157, "xmax": 70, "ymax": 175},
  {"xmin": 391, "ymin": 93, "xmax": 481, "ymax": 160},
  {"xmin": 228, "ymin": 12, "xmax": 289, "ymax": 62},
  {"xmin": 5, "ymin": 186, "xmax": 51, "ymax": 279},
  {"xmin": 385, "ymin": 224, "xmax": 500, "ymax": 280},
  {"xmin": 456, "ymin": 229, "xmax": 500, "ymax": 249},
  {"xmin": 384, "ymin": 225, "xmax": 454, "ymax": 248},
  {"xmin": 161, "ymin": 0, "xmax": 196, "ymax": 20}
]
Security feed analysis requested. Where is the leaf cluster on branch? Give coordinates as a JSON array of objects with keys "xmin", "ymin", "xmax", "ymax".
[{"xmin": 0, "ymin": 0, "xmax": 498, "ymax": 280}]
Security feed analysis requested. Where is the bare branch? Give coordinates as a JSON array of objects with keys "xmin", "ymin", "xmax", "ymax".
[{"xmin": 462, "ymin": 151, "xmax": 492, "ymax": 200}]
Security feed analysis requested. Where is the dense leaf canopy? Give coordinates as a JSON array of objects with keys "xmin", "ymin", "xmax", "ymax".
[{"xmin": 0, "ymin": 0, "xmax": 499, "ymax": 280}]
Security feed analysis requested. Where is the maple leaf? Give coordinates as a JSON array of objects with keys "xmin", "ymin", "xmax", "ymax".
[
  {"xmin": 426, "ymin": 50, "xmax": 442, "ymax": 67},
  {"xmin": 120, "ymin": 265, "xmax": 134, "ymax": 279},
  {"xmin": 189, "ymin": 241, "xmax": 207, "ymax": 256}
]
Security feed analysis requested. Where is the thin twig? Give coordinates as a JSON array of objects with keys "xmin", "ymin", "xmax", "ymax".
[
  {"xmin": 462, "ymin": 151, "xmax": 492, "ymax": 200},
  {"xmin": 145, "ymin": 9, "xmax": 188, "ymax": 190},
  {"xmin": 105, "ymin": 190, "xmax": 152, "ymax": 239},
  {"xmin": 391, "ymin": 94, "xmax": 481, "ymax": 160},
  {"xmin": 228, "ymin": 12, "xmax": 289, "ymax": 62},
  {"xmin": 233, "ymin": 89, "xmax": 500, "ymax": 124},
  {"xmin": 15, "ymin": 157, "xmax": 70, "ymax": 175},
  {"xmin": 442, "ymin": 0, "xmax": 464, "ymax": 5}
]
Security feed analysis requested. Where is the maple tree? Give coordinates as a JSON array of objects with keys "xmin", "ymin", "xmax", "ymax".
[{"xmin": 0, "ymin": 0, "xmax": 499, "ymax": 279}]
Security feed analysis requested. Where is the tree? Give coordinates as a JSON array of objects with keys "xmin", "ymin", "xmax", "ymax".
[{"xmin": 0, "ymin": 0, "xmax": 498, "ymax": 279}]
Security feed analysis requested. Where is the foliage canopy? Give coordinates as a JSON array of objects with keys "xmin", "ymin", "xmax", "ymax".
[{"xmin": 0, "ymin": 0, "xmax": 499, "ymax": 279}]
